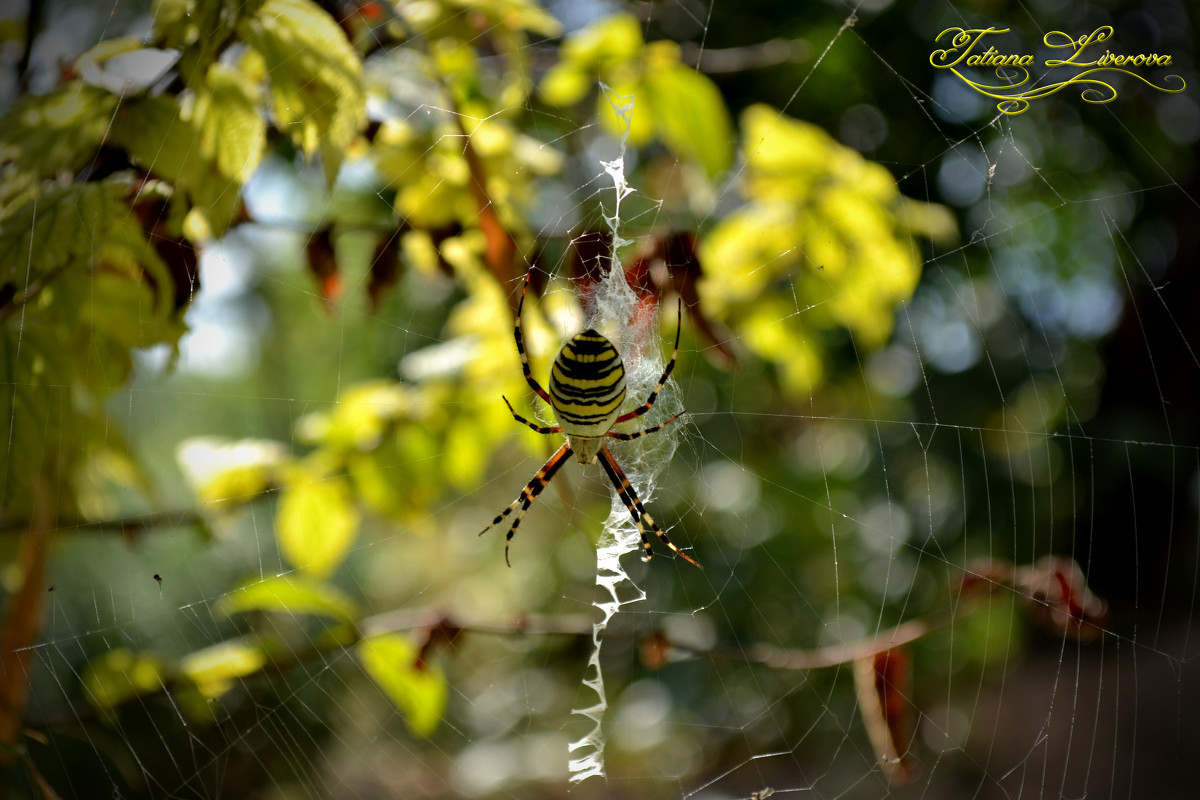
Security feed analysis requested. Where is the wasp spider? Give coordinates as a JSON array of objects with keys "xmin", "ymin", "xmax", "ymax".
[{"xmin": 480, "ymin": 272, "xmax": 702, "ymax": 569}]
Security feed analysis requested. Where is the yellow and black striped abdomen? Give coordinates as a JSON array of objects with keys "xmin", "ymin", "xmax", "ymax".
[{"xmin": 549, "ymin": 330, "xmax": 627, "ymax": 437}]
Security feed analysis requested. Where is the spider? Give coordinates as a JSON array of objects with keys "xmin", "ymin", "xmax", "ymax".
[{"xmin": 479, "ymin": 272, "xmax": 702, "ymax": 570}]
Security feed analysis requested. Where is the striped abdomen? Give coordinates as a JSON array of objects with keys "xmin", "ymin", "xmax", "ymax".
[{"xmin": 549, "ymin": 330, "xmax": 627, "ymax": 439}]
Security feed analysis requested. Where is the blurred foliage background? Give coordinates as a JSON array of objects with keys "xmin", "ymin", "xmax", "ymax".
[{"xmin": 0, "ymin": 0, "xmax": 1197, "ymax": 798}]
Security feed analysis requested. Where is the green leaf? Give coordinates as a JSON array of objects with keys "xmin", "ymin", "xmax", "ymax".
[
  {"xmin": 357, "ymin": 633, "xmax": 447, "ymax": 737},
  {"xmin": 151, "ymin": 0, "xmax": 194, "ymax": 46},
  {"xmin": 346, "ymin": 448, "xmax": 405, "ymax": 518},
  {"xmin": 180, "ymin": 639, "xmax": 268, "ymax": 698},
  {"xmin": 109, "ymin": 96, "xmax": 219, "ymax": 232},
  {"xmin": 238, "ymin": 0, "xmax": 365, "ymax": 183},
  {"xmin": 0, "ymin": 181, "xmax": 125, "ymax": 293},
  {"xmin": 110, "ymin": 73, "xmax": 262, "ymax": 238},
  {"xmin": 0, "ymin": 179, "xmax": 188, "ymax": 514},
  {"xmin": 153, "ymin": 0, "xmax": 269, "ymax": 84},
  {"xmin": 82, "ymin": 649, "xmax": 168, "ymax": 713},
  {"xmin": 0, "ymin": 82, "xmax": 119, "ymax": 196},
  {"xmin": 218, "ymin": 574, "xmax": 358, "ymax": 623},
  {"xmin": 87, "ymin": 215, "xmax": 184, "ymax": 347},
  {"xmin": 198, "ymin": 63, "xmax": 267, "ymax": 184},
  {"xmin": 0, "ymin": 332, "xmax": 60, "ymax": 516},
  {"xmin": 548, "ymin": 16, "xmax": 732, "ymax": 177},
  {"xmin": 276, "ymin": 472, "xmax": 360, "ymax": 578},
  {"xmin": 295, "ymin": 379, "xmax": 413, "ymax": 450}
]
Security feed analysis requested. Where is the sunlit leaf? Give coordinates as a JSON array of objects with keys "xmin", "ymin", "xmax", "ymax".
[
  {"xmin": 238, "ymin": 0, "xmax": 366, "ymax": 183},
  {"xmin": 277, "ymin": 472, "xmax": 360, "ymax": 577},
  {"xmin": 551, "ymin": 15, "xmax": 731, "ymax": 176},
  {"xmin": 558, "ymin": 13, "xmax": 643, "ymax": 70},
  {"xmin": 151, "ymin": 0, "xmax": 194, "ymax": 45},
  {"xmin": 177, "ymin": 437, "xmax": 288, "ymax": 506},
  {"xmin": 76, "ymin": 435, "xmax": 159, "ymax": 521},
  {"xmin": 218, "ymin": 574, "xmax": 358, "ymax": 623},
  {"xmin": 641, "ymin": 48, "xmax": 733, "ymax": 178},
  {"xmin": 77, "ymin": 38, "xmax": 179, "ymax": 94},
  {"xmin": 539, "ymin": 62, "xmax": 590, "ymax": 106},
  {"xmin": 697, "ymin": 103, "xmax": 955, "ymax": 396},
  {"xmin": 357, "ymin": 632, "xmax": 447, "ymax": 737},
  {"xmin": 443, "ymin": 414, "xmax": 489, "ymax": 493},
  {"xmin": 153, "ymin": 0, "xmax": 268, "ymax": 55},
  {"xmin": 200, "ymin": 63, "xmax": 266, "ymax": 184},
  {"xmin": 180, "ymin": 639, "xmax": 267, "ymax": 699}
]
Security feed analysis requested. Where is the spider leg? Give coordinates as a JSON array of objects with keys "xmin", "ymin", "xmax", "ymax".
[
  {"xmin": 614, "ymin": 297, "xmax": 682, "ymax": 424},
  {"xmin": 515, "ymin": 271, "xmax": 553, "ymax": 406},
  {"xmin": 597, "ymin": 444, "xmax": 702, "ymax": 569},
  {"xmin": 606, "ymin": 412, "xmax": 684, "ymax": 441},
  {"xmin": 503, "ymin": 396, "xmax": 562, "ymax": 435},
  {"xmin": 479, "ymin": 442, "xmax": 573, "ymax": 567}
]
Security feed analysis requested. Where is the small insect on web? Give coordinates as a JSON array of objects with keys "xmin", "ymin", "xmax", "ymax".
[{"xmin": 479, "ymin": 271, "xmax": 702, "ymax": 569}]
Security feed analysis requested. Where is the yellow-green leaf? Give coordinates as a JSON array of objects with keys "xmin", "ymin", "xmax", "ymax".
[
  {"xmin": 539, "ymin": 62, "xmax": 590, "ymax": 106},
  {"xmin": 358, "ymin": 633, "xmax": 446, "ymax": 737},
  {"xmin": 697, "ymin": 103, "xmax": 955, "ymax": 396},
  {"xmin": 560, "ymin": 13, "xmax": 643, "ymax": 71},
  {"xmin": 277, "ymin": 473, "xmax": 360, "ymax": 577},
  {"xmin": 644, "ymin": 60, "xmax": 733, "ymax": 178},
  {"xmin": 218, "ymin": 574, "xmax": 358, "ymax": 623},
  {"xmin": 347, "ymin": 449, "xmax": 403, "ymax": 518},
  {"xmin": 180, "ymin": 640, "xmax": 267, "ymax": 699}
]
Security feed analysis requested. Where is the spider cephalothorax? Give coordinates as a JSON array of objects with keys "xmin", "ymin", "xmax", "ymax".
[{"xmin": 479, "ymin": 272, "xmax": 702, "ymax": 569}]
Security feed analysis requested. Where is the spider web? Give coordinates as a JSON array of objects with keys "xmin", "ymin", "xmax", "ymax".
[{"xmin": 2, "ymin": 0, "xmax": 1199, "ymax": 799}]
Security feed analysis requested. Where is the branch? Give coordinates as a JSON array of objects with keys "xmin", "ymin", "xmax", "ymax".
[
  {"xmin": 28, "ymin": 557, "xmax": 1106, "ymax": 733},
  {"xmin": 680, "ymin": 38, "xmax": 811, "ymax": 73},
  {"xmin": 0, "ymin": 508, "xmax": 216, "ymax": 537}
]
